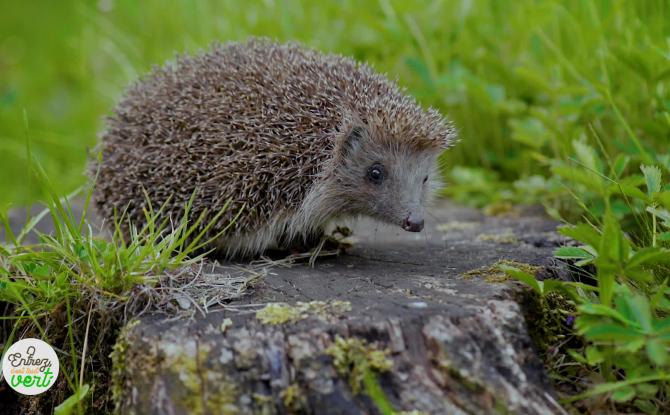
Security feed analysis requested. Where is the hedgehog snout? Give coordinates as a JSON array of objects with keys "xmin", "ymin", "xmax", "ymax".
[{"xmin": 402, "ymin": 213, "xmax": 424, "ymax": 232}]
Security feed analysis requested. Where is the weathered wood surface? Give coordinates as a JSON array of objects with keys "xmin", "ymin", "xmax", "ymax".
[{"xmin": 112, "ymin": 201, "xmax": 567, "ymax": 415}]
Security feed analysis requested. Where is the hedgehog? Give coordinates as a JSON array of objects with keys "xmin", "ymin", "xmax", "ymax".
[{"xmin": 91, "ymin": 38, "xmax": 457, "ymax": 258}]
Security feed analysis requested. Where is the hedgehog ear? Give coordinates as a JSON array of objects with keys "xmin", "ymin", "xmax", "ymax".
[{"xmin": 340, "ymin": 125, "xmax": 366, "ymax": 157}]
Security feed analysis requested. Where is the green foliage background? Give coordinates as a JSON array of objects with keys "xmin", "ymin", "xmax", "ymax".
[{"xmin": 2, "ymin": 0, "xmax": 667, "ymax": 207}]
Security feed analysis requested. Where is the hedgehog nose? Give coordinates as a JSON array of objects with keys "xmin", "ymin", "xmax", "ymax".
[{"xmin": 402, "ymin": 215, "xmax": 424, "ymax": 232}]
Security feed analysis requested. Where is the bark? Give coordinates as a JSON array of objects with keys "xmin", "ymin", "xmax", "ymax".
[{"xmin": 112, "ymin": 202, "xmax": 567, "ymax": 415}]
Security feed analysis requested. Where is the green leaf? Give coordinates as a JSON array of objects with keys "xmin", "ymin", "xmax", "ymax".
[
  {"xmin": 509, "ymin": 117, "xmax": 549, "ymax": 149},
  {"xmin": 575, "ymin": 257, "xmax": 596, "ymax": 267},
  {"xmin": 635, "ymin": 383, "xmax": 659, "ymax": 398},
  {"xmin": 362, "ymin": 370, "xmax": 396, "ymax": 415},
  {"xmin": 24, "ymin": 262, "xmax": 52, "ymax": 279},
  {"xmin": 627, "ymin": 247, "xmax": 670, "ymax": 270},
  {"xmin": 613, "ymin": 47, "xmax": 653, "ymax": 81},
  {"xmin": 619, "ymin": 337, "xmax": 646, "ymax": 353},
  {"xmin": 573, "ymin": 141, "xmax": 601, "ymax": 175},
  {"xmin": 552, "ymin": 165, "xmax": 603, "ymax": 190},
  {"xmin": 562, "ymin": 281, "xmax": 599, "ymax": 293},
  {"xmin": 565, "ymin": 375, "xmax": 670, "ymax": 403},
  {"xmin": 595, "ymin": 266, "xmax": 616, "ymax": 308},
  {"xmin": 613, "ymin": 182, "xmax": 650, "ymax": 203},
  {"xmin": 611, "ymin": 385, "xmax": 636, "ymax": 403},
  {"xmin": 651, "ymin": 279, "xmax": 669, "ymax": 311},
  {"xmin": 657, "ymin": 191, "xmax": 670, "ymax": 210},
  {"xmin": 580, "ymin": 323, "xmax": 642, "ymax": 342},
  {"xmin": 499, "ymin": 265, "xmax": 541, "ymax": 294},
  {"xmin": 541, "ymin": 279, "xmax": 564, "ymax": 294},
  {"xmin": 554, "ymin": 246, "xmax": 593, "ymax": 259},
  {"xmin": 585, "ymin": 346, "xmax": 604, "ymax": 365},
  {"xmin": 635, "ymin": 399, "xmax": 659, "ymax": 414},
  {"xmin": 566, "ymin": 349, "xmax": 587, "ymax": 364},
  {"xmin": 658, "ymin": 154, "xmax": 670, "ymax": 173},
  {"xmin": 558, "ymin": 224, "xmax": 601, "ymax": 249},
  {"xmin": 624, "ymin": 268, "xmax": 655, "ymax": 283},
  {"xmin": 601, "ymin": 212, "xmax": 630, "ymax": 264},
  {"xmin": 54, "ymin": 384, "xmax": 90, "ymax": 415},
  {"xmin": 578, "ymin": 303, "xmax": 633, "ymax": 325},
  {"xmin": 612, "ymin": 154, "xmax": 630, "ymax": 178},
  {"xmin": 624, "ymin": 294, "xmax": 652, "ymax": 332},
  {"xmin": 596, "ymin": 214, "xmax": 629, "ymax": 306},
  {"xmin": 640, "ymin": 165, "xmax": 662, "ymax": 198},
  {"xmin": 616, "ymin": 174, "xmax": 646, "ymax": 188},
  {"xmin": 646, "ymin": 339, "xmax": 668, "ymax": 365},
  {"xmin": 658, "ymin": 297, "xmax": 670, "ymax": 312}
]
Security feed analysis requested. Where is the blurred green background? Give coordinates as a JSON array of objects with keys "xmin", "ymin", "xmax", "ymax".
[
  {"xmin": 1, "ymin": 0, "xmax": 668, "ymax": 210},
  {"xmin": 1, "ymin": 3, "xmax": 669, "ymax": 408}
]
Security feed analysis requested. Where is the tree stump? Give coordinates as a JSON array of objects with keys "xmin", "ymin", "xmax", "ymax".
[{"xmin": 112, "ymin": 202, "xmax": 567, "ymax": 414}]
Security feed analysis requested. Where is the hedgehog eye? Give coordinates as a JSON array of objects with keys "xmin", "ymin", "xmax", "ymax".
[
  {"xmin": 367, "ymin": 164, "xmax": 385, "ymax": 185},
  {"xmin": 423, "ymin": 175, "xmax": 428, "ymax": 183}
]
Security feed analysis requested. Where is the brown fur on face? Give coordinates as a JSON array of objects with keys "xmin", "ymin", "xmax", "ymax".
[{"xmin": 91, "ymin": 38, "xmax": 457, "ymax": 257}]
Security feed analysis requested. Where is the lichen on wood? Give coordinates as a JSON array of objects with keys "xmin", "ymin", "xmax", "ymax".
[
  {"xmin": 463, "ymin": 259, "xmax": 541, "ymax": 283},
  {"xmin": 255, "ymin": 300, "xmax": 351, "ymax": 325}
]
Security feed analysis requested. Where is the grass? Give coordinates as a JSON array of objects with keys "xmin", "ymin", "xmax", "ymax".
[
  {"xmin": 0, "ymin": 161, "xmax": 252, "ymax": 412},
  {"xmin": 1, "ymin": 0, "xmax": 669, "ymax": 413}
]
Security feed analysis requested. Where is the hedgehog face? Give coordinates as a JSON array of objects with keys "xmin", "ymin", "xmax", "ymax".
[{"xmin": 332, "ymin": 125, "xmax": 443, "ymax": 232}]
